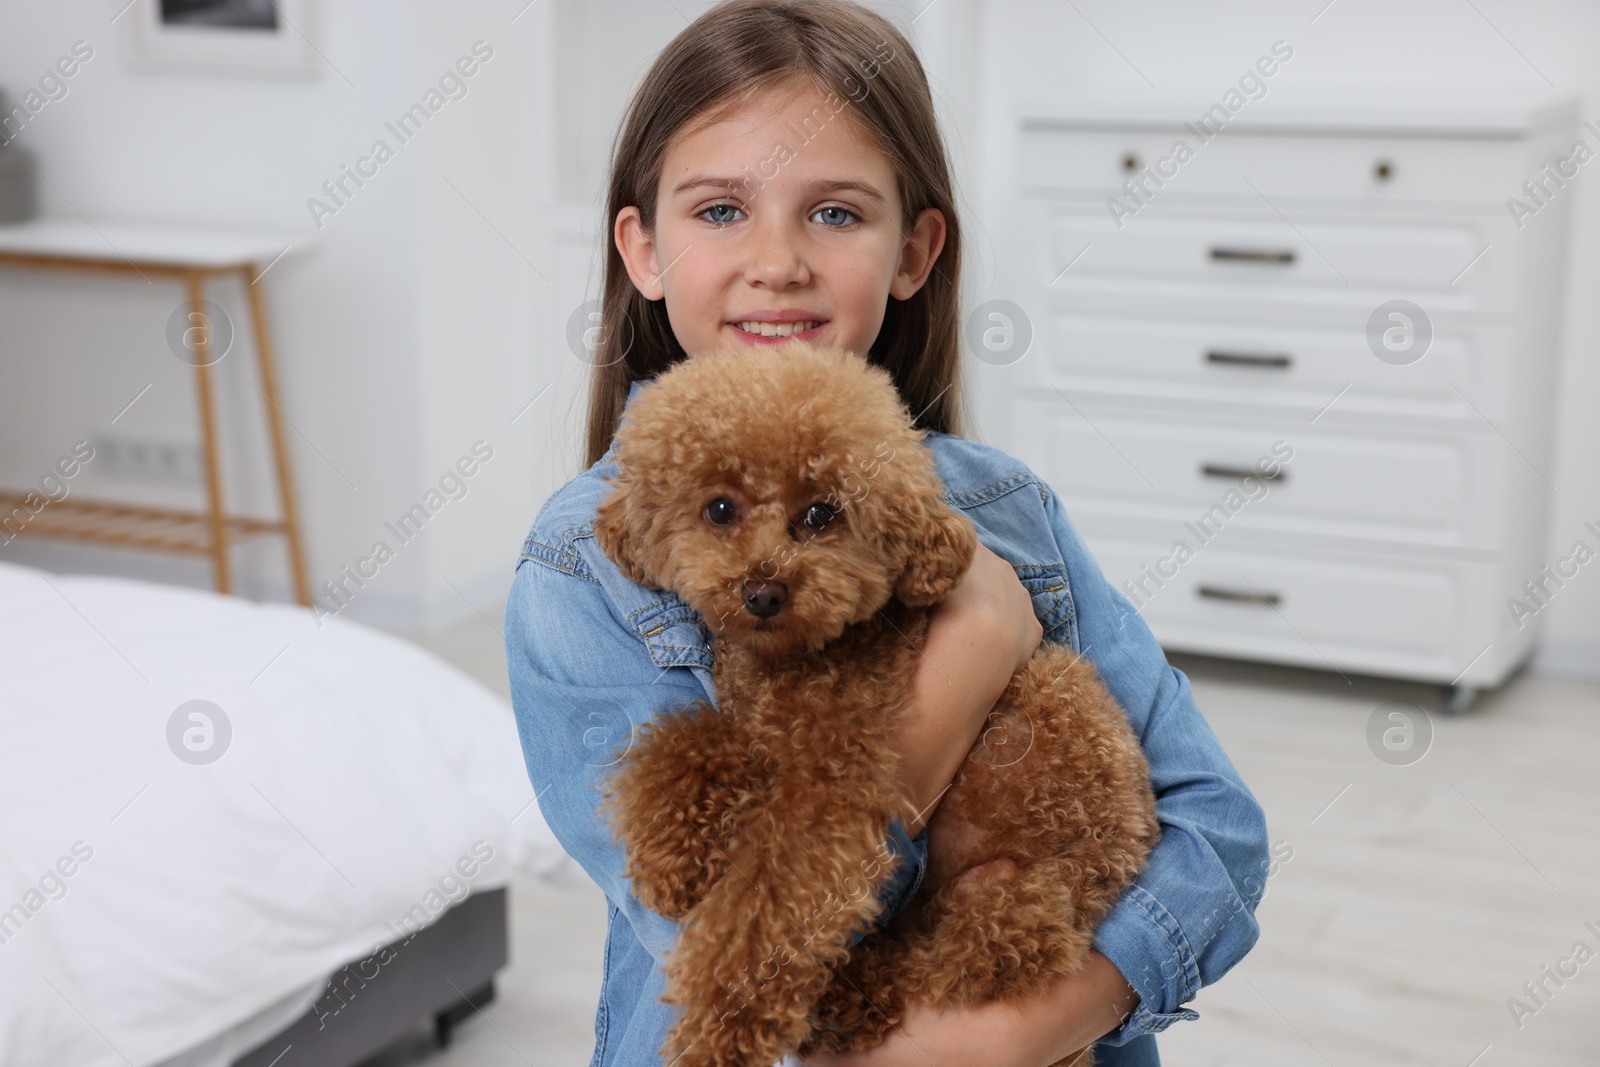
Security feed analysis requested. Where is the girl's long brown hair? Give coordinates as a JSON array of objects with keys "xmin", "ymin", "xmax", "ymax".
[{"xmin": 583, "ymin": 0, "xmax": 968, "ymax": 468}]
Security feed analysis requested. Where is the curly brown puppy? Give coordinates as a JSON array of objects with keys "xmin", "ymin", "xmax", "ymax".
[{"xmin": 594, "ymin": 343, "xmax": 1158, "ymax": 1067}]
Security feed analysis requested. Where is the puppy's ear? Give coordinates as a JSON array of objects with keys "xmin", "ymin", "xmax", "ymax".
[
  {"xmin": 890, "ymin": 496, "xmax": 978, "ymax": 609},
  {"xmin": 594, "ymin": 475, "xmax": 662, "ymax": 589},
  {"xmin": 896, "ymin": 502, "xmax": 979, "ymax": 607}
]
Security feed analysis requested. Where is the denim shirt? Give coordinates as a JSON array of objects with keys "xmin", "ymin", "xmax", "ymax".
[{"xmin": 504, "ymin": 377, "xmax": 1270, "ymax": 1066}]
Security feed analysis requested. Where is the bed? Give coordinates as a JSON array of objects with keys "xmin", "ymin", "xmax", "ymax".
[{"xmin": 0, "ymin": 559, "xmax": 587, "ymax": 1067}]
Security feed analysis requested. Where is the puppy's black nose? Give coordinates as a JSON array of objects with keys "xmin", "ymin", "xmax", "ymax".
[{"xmin": 742, "ymin": 579, "xmax": 787, "ymax": 618}]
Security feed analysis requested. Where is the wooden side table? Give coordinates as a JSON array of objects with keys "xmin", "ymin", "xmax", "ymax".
[{"xmin": 0, "ymin": 219, "xmax": 312, "ymax": 606}]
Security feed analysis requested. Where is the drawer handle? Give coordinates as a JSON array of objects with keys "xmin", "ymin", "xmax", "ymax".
[
  {"xmin": 1197, "ymin": 584, "xmax": 1281, "ymax": 607},
  {"xmin": 1205, "ymin": 350, "xmax": 1292, "ymax": 369},
  {"xmin": 1209, "ymin": 246, "xmax": 1296, "ymax": 265},
  {"xmin": 1201, "ymin": 463, "xmax": 1286, "ymax": 482}
]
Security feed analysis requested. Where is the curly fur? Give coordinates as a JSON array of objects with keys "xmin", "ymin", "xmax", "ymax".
[{"xmin": 593, "ymin": 344, "xmax": 1159, "ymax": 1067}]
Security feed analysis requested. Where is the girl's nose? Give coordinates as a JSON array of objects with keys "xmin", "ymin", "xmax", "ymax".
[{"xmin": 744, "ymin": 217, "xmax": 810, "ymax": 289}]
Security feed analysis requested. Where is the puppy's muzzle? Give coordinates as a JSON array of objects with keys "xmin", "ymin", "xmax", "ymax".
[{"xmin": 742, "ymin": 578, "xmax": 788, "ymax": 618}]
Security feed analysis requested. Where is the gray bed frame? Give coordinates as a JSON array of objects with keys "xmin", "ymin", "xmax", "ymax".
[{"xmin": 234, "ymin": 887, "xmax": 508, "ymax": 1067}]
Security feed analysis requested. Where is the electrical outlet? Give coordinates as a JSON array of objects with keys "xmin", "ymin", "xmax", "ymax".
[{"xmin": 93, "ymin": 435, "xmax": 203, "ymax": 482}]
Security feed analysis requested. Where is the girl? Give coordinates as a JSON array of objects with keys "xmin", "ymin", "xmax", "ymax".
[{"xmin": 504, "ymin": 2, "xmax": 1270, "ymax": 1065}]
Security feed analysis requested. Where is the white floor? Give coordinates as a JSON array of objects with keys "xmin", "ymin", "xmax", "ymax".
[{"xmin": 395, "ymin": 610, "xmax": 1600, "ymax": 1066}]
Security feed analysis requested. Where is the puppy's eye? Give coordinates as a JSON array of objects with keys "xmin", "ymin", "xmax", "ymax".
[
  {"xmin": 803, "ymin": 502, "xmax": 836, "ymax": 532},
  {"xmin": 705, "ymin": 498, "xmax": 737, "ymax": 526}
]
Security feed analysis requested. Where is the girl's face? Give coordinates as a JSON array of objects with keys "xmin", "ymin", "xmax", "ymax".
[{"xmin": 614, "ymin": 78, "xmax": 946, "ymax": 358}]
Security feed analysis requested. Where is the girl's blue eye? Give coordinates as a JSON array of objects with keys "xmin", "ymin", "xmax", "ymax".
[
  {"xmin": 700, "ymin": 203, "xmax": 744, "ymax": 225},
  {"xmin": 811, "ymin": 205, "xmax": 857, "ymax": 227},
  {"xmin": 699, "ymin": 203, "xmax": 856, "ymax": 226}
]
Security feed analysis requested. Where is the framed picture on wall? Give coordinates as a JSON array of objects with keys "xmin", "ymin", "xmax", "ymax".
[{"xmin": 125, "ymin": 0, "xmax": 321, "ymax": 77}]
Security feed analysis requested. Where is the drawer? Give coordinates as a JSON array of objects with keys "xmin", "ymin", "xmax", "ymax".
[
  {"xmin": 1031, "ymin": 313, "xmax": 1513, "ymax": 423},
  {"xmin": 1007, "ymin": 400, "xmax": 1507, "ymax": 551},
  {"xmin": 1018, "ymin": 127, "xmax": 1532, "ymax": 206},
  {"xmin": 1038, "ymin": 203, "xmax": 1510, "ymax": 313},
  {"xmin": 1084, "ymin": 536, "xmax": 1486, "ymax": 679}
]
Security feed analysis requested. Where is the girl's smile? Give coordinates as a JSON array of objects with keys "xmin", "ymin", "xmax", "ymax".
[
  {"xmin": 614, "ymin": 76, "xmax": 945, "ymax": 360},
  {"xmin": 727, "ymin": 309, "xmax": 828, "ymax": 346}
]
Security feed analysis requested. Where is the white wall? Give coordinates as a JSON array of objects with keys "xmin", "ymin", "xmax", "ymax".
[{"xmin": 0, "ymin": 0, "xmax": 545, "ymax": 634}]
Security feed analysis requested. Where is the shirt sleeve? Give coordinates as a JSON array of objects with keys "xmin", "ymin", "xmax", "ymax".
[
  {"xmin": 1036, "ymin": 485, "xmax": 1272, "ymax": 1043},
  {"xmin": 503, "ymin": 552, "xmax": 929, "ymax": 966},
  {"xmin": 875, "ymin": 816, "xmax": 929, "ymax": 935}
]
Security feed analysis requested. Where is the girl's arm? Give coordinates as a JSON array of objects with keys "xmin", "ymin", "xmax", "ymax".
[
  {"xmin": 896, "ymin": 539, "xmax": 1045, "ymax": 836},
  {"xmin": 1045, "ymin": 481, "xmax": 1271, "ymax": 1043},
  {"xmin": 809, "ymin": 483, "xmax": 1271, "ymax": 1064},
  {"xmin": 804, "ymin": 949, "xmax": 1136, "ymax": 1067},
  {"xmin": 866, "ymin": 540, "xmax": 1048, "ymax": 949}
]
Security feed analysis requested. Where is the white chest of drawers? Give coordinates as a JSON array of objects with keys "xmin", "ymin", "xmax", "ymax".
[{"xmin": 982, "ymin": 94, "xmax": 1579, "ymax": 707}]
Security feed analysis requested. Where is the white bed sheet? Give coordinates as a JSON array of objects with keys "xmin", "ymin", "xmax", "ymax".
[
  {"xmin": 0, "ymin": 560, "xmax": 583, "ymax": 1067},
  {"xmin": 150, "ymin": 979, "xmax": 324, "ymax": 1067}
]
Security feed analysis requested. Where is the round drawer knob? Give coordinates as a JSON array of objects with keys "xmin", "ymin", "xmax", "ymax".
[
  {"xmin": 1374, "ymin": 159, "xmax": 1395, "ymax": 181},
  {"xmin": 1121, "ymin": 151, "xmax": 1141, "ymax": 173}
]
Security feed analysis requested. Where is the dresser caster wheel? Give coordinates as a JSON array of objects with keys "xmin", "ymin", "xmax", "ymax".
[{"xmin": 1441, "ymin": 683, "xmax": 1478, "ymax": 716}]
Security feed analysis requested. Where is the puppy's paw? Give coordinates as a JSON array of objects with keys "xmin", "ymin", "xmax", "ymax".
[{"xmin": 602, "ymin": 703, "xmax": 766, "ymax": 918}]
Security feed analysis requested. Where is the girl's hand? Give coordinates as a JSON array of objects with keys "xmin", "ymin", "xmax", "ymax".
[
  {"xmin": 799, "ymin": 948, "xmax": 1136, "ymax": 1067},
  {"xmin": 937, "ymin": 538, "xmax": 1045, "ymax": 679},
  {"xmin": 893, "ymin": 540, "xmax": 1043, "ymax": 834}
]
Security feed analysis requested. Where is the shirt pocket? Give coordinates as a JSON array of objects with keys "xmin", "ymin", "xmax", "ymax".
[{"xmin": 1016, "ymin": 563, "xmax": 1075, "ymax": 648}]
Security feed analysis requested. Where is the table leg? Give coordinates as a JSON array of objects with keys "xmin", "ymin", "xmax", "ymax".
[
  {"xmin": 241, "ymin": 265, "xmax": 312, "ymax": 607},
  {"xmin": 187, "ymin": 270, "xmax": 232, "ymax": 596}
]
